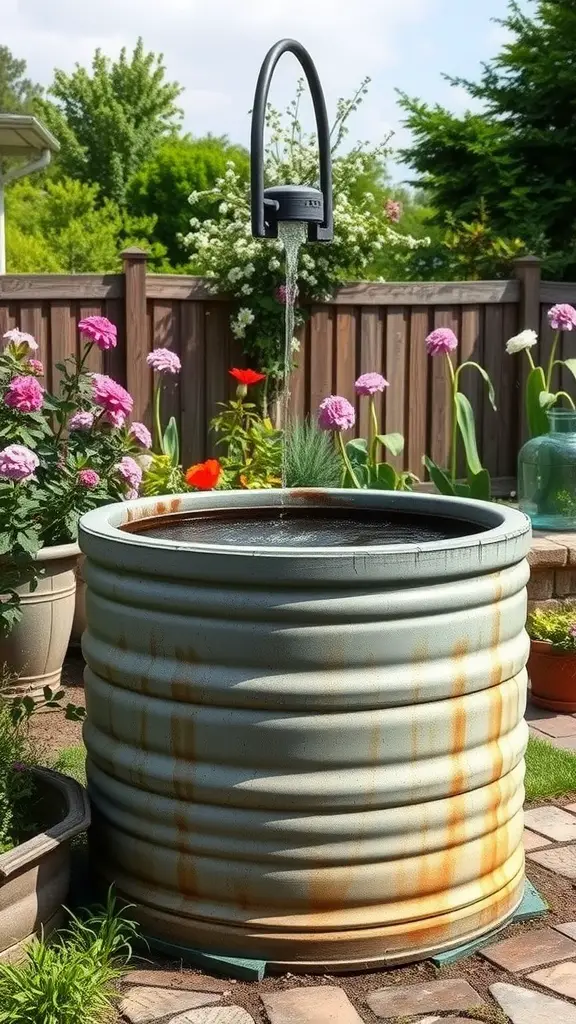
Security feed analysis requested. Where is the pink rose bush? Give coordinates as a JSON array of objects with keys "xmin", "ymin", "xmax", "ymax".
[{"xmin": 0, "ymin": 317, "xmax": 153, "ymax": 634}]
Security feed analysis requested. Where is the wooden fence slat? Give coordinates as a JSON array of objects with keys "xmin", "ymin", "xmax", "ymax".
[
  {"xmin": 104, "ymin": 297, "xmax": 126, "ymax": 386},
  {"xmin": 205, "ymin": 302, "xmax": 233, "ymax": 457},
  {"xmin": 180, "ymin": 302, "xmax": 206, "ymax": 466},
  {"xmin": 289, "ymin": 320, "xmax": 308, "ymax": 424},
  {"xmin": 384, "ymin": 307, "xmax": 408, "ymax": 470},
  {"xmin": 334, "ymin": 306, "xmax": 357, "ymax": 422},
  {"xmin": 429, "ymin": 308, "xmax": 459, "ymax": 470},
  {"xmin": 500, "ymin": 303, "xmax": 520, "ymax": 477},
  {"xmin": 49, "ymin": 302, "xmax": 77, "ymax": 393},
  {"xmin": 406, "ymin": 309, "xmax": 429, "ymax": 477},
  {"xmin": 151, "ymin": 301, "xmax": 181, "ymax": 442},
  {"xmin": 482, "ymin": 305, "xmax": 504, "ymax": 477},
  {"xmin": 458, "ymin": 306, "xmax": 483, "ymax": 477},
  {"xmin": 358, "ymin": 308, "xmax": 383, "ymax": 440},
  {"xmin": 309, "ymin": 306, "xmax": 333, "ymax": 424},
  {"xmin": 124, "ymin": 249, "xmax": 150, "ymax": 426}
]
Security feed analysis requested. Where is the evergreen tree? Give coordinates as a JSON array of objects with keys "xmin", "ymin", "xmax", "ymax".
[{"xmin": 0, "ymin": 47, "xmax": 42, "ymax": 113}]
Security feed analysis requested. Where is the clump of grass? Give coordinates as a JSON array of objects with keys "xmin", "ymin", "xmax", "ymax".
[
  {"xmin": 525, "ymin": 733, "xmax": 576, "ymax": 800},
  {"xmin": 0, "ymin": 890, "xmax": 137, "ymax": 1024},
  {"xmin": 54, "ymin": 744, "xmax": 86, "ymax": 786},
  {"xmin": 283, "ymin": 417, "xmax": 343, "ymax": 488}
]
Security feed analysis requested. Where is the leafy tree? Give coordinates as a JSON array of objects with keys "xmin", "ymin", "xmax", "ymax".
[
  {"xmin": 37, "ymin": 39, "xmax": 183, "ymax": 207},
  {"xmin": 398, "ymin": 0, "xmax": 576, "ymax": 278},
  {"xmin": 128, "ymin": 135, "xmax": 249, "ymax": 268},
  {"xmin": 0, "ymin": 47, "xmax": 42, "ymax": 113}
]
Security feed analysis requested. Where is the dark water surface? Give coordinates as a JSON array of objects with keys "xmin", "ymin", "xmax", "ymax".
[{"xmin": 124, "ymin": 506, "xmax": 485, "ymax": 548}]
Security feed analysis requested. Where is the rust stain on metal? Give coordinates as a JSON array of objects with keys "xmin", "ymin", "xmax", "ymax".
[{"xmin": 175, "ymin": 813, "xmax": 197, "ymax": 896}]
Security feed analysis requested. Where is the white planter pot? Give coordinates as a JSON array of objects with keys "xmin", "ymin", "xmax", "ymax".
[
  {"xmin": 1, "ymin": 543, "xmax": 80, "ymax": 699},
  {"xmin": 70, "ymin": 555, "xmax": 86, "ymax": 647}
]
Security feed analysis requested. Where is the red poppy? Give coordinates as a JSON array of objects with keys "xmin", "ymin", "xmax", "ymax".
[
  {"xmin": 185, "ymin": 459, "xmax": 222, "ymax": 490},
  {"xmin": 229, "ymin": 367, "xmax": 266, "ymax": 386}
]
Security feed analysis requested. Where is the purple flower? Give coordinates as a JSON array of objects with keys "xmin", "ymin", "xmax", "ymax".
[
  {"xmin": 548, "ymin": 304, "xmax": 576, "ymax": 331},
  {"xmin": 425, "ymin": 327, "xmax": 458, "ymax": 356},
  {"xmin": 355, "ymin": 372, "xmax": 389, "ymax": 396},
  {"xmin": 4, "ymin": 376, "xmax": 44, "ymax": 412},
  {"xmin": 77, "ymin": 469, "xmax": 100, "ymax": 489},
  {"xmin": 12, "ymin": 762, "xmax": 26, "ymax": 773},
  {"xmin": 2, "ymin": 329, "xmax": 38, "ymax": 351},
  {"xmin": 116, "ymin": 455, "xmax": 143, "ymax": 494},
  {"xmin": 78, "ymin": 315, "xmax": 117, "ymax": 350},
  {"xmin": 0, "ymin": 444, "xmax": 39, "ymax": 482},
  {"xmin": 318, "ymin": 395, "xmax": 356, "ymax": 432},
  {"xmin": 385, "ymin": 198, "xmax": 403, "ymax": 223},
  {"xmin": 92, "ymin": 374, "xmax": 133, "ymax": 427},
  {"xmin": 147, "ymin": 348, "xmax": 181, "ymax": 374},
  {"xmin": 27, "ymin": 359, "xmax": 44, "ymax": 375},
  {"xmin": 129, "ymin": 421, "xmax": 152, "ymax": 449},
  {"xmin": 68, "ymin": 410, "xmax": 94, "ymax": 432}
]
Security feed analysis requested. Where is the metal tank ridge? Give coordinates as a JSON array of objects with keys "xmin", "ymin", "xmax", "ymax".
[{"xmin": 79, "ymin": 489, "xmax": 531, "ymax": 971}]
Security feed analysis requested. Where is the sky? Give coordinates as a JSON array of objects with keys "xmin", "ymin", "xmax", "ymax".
[{"xmin": 3, "ymin": 0, "xmax": 530, "ymax": 181}]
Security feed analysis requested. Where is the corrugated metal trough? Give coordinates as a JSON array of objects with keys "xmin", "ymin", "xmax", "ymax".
[{"xmin": 79, "ymin": 489, "xmax": 531, "ymax": 972}]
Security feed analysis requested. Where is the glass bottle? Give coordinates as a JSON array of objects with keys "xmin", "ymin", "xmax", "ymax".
[{"xmin": 519, "ymin": 409, "xmax": 576, "ymax": 530}]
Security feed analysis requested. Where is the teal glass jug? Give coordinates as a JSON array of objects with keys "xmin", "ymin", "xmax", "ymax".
[{"xmin": 519, "ymin": 409, "xmax": 576, "ymax": 530}]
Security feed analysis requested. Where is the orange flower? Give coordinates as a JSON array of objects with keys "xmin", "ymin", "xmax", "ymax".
[
  {"xmin": 229, "ymin": 368, "xmax": 266, "ymax": 386},
  {"xmin": 185, "ymin": 459, "xmax": 222, "ymax": 490}
]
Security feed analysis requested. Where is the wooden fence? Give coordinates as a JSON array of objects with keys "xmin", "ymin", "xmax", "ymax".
[{"xmin": 0, "ymin": 250, "xmax": 574, "ymax": 479}]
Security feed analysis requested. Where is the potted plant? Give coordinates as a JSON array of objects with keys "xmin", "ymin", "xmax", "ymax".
[
  {"xmin": 0, "ymin": 322, "xmax": 152, "ymax": 694},
  {"xmin": 0, "ymin": 680, "xmax": 89, "ymax": 960},
  {"xmin": 528, "ymin": 606, "xmax": 576, "ymax": 711}
]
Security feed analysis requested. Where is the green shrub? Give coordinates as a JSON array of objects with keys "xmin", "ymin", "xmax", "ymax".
[
  {"xmin": 0, "ymin": 890, "xmax": 137, "ymax": 1024},
  {"xmin": 528, "ymin": 606, "xmax": 576, "ymax": 651}
]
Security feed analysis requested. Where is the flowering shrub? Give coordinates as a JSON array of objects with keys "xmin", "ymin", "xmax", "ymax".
[
  {"xmin": 528, "ymin": 607, "xmax": 576, "ymax": 652},
  {"xmin": 182, "ymin": 79, "xmax": 428, "ymax": 383},
  {"xmin": 0, "ymin": 319, "xmax": 149, "ymax": 634},
  {"xmin": 210, "ymin": 369, "xmax": 281, "ymax": 489},
  {"xmin": 423, "ymin": 327, "xmax": 496, "ymax": 501},
  {"xmin": 506, "ymin": 304, "xmax": 576, "ymax": 437}
]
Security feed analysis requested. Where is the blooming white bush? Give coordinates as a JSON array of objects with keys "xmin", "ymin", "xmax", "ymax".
[{"xmin": 182, "ymin": 79, "xmax": 428, "ymax": 382}]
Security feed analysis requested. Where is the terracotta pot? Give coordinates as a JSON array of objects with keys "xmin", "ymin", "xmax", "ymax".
[
  {"xmin": 70, "ymin": 554, "xmax": 86, "ymax": 648},
  {"xmin": 528, "ymin": 638, "xmax": 576, "ymax": 712},
  {"xmin": 1, "ymin": 543, "xmax": 80, "ymax": 699},
  {"xmin": 0, "ymin": 767, "xmax": 90, "ymax": 961}
]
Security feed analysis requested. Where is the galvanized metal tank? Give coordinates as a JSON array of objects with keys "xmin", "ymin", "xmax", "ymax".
[{"xmin": 79, "ymin": 489, "xmax": 531, "ymax": 971}]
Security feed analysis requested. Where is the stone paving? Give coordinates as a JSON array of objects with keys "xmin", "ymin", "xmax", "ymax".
[
  {"xmin": 526, "ymin": 702, "xmax": 576, "ymax": 750},
  {"xmin": 118, "ymin": 801, "xmax": 576, "ymax": 1024}
]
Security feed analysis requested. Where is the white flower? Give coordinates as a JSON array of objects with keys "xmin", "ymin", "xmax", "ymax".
[
  {"xmin": 244, "ymin": 263, "xmax": 255, "ymax": 277},
  {"xmin": 188, "ymin": 191, "xmax": 200, "ymax": 205},
  {"xmin": 219, "ymin": 202, "xmax": 229, "ymax": 215},
  {"xmin": 506, "ymin": 329, "xmax": 538, "ymax": 354},
  {"xmin": 240, "ymin": 284, "xmax": 252, "ymax": 295},
  {"xmin": 269, "ymin": 258, "xmax": 281, "ymax": 271},
  {"xmin": 228, "ymin": 267, "xmax": 243, "ymax": 283},
  {"xmin": 237, "ymin": 308, "xmax": 255, "ymax": 327},
  {"xmin": 2, "ymin": 328, "xmax": 38, "ymax": 351},
  {"xmin": 291, "ymin": 337, "xmax": 300, "ymax": 353}
]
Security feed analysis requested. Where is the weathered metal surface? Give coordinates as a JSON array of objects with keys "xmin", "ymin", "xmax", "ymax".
[{"xmin": 79, "ymin": 489, "xmax": 531, "ymax": 971}]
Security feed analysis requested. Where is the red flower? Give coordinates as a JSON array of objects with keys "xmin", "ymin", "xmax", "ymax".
[
  {"xmin": 185, "ymin": 459, "xmax": 222, "ymax": 490},
  {"xmin": 229, "ymin": 368, "xmax": 266, "ymax": 386}
]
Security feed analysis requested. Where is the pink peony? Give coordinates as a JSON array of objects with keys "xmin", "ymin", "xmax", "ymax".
[
  {"xmin": 4, "ymin": 375, "xmax": 44, "ymax": 412},
  {"xmin": 318, "ymin": 395, "xmax": 356, "ymax": 432},
  {"xmin": 92, "ymin": 374, "xmax": 133, "ymax": 427},
  {"xmin": 27, "ymin": 359, "xmax": 44, "ymax": 375},
  {"xmin": 355, "ymin": 372, "xmax": 389, "ymax": 395},
  {"xmin": 2, "ymin": 329, "xmax": 38, "ymax": 351},
  {"xmin": 130, "ymin": 421, "xmax": 152, "ymax": 449},
  {"xmin": 0, "ymin": 444, "xmax": 39, "ymax": 482},
  {"xmin": 146, "ymin": 348, "xmax": 181, "ymax": 374},
  {"xmin": 548, "ymin": 304, "xmax": 576, "ymax": 331},
  {"xmin": 77, "ymin": 468, "xmax": 100, "ymax": 489},
  {"xmin": 425, "ymin": 327, "xmax": 459, "ymax": 356},
  {"xmin": 68, "ymin": 410, "xmax": 94, "ymax": 431},
  {"xmin": 384, "ymin": 198, "xmax": 403, "ymax": 223},
  {"xmin": 78, "ymin": 315, "xmax": 117, "ymax": 350},
  {"xmin": 116, "ymin": 455, "xmax": 142, "ymax": 492}
]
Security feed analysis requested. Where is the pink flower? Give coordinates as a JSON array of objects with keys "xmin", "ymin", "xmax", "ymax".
[
  {"xmin": 78, "ymin": 315, "xmax": 117, "ymax": 350},
  {"xmin": 425, "ymin": 327, "xmax": 458, "ymax": 356},
  {"xmin": 2, "ymin": 329, "xmax": 38, "ymax": 351},
  {"xmin": 355, "ymin": 372, "xmax": 389, "ymax": 395},
  {"xmin": 385, "ymin": 198, "xmax": 403, "ymax": 223},
  {"xmin": 77, "ymin": 469, "xmax": 100, "ymax": 489},
  {"xmin": 92, "ymin": 374, "xmax": 133, "ymax": 427},
  {"xmin": 12, "ymin": 762, "xmax": 26, "ymax": 772},
  {"xmin": 0, "ymin": 444, "xmax": 39, "ymax": 482},
  {"xmin": 116, "ymin": 455, "xmax": 142, "ymax": 493},
  {"xmin": 318, "ymin": 395, "xmax": 356, "ymax": 432},
  {"xmin": 276, "ymin": 284, "xmax": 298, "ymax": 305},
  {"xmin": 147, "ymin": 348, "xmax": 181, "ymax": 374},
  {"xmin": 548, "ymin": 304, "xmax": 576, "ymax": 331},
  {"xmin": 569, "ymin": 623, "xmax": 576, "ymax": 639},
  {"xmin": 125, "ymin": 488, "xmax": 139, "ymax": 500},
  {"xmin": 4, "ymin": 375, "xmax": 44, "ymax": 412},
  {"xmin": 27, "ymin": 359, "xmax": 44, "ymax": 375},
  {"xmin": 68, "ymin": 410, "xmax": 94, "ymax": 431},
  {"xmin": 130, "ymin": 421, "xmax": 152, "ymax": 449}
]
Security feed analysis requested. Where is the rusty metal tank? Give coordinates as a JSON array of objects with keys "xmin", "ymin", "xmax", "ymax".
[{"xmin": 79, "ymin": 489, "xmax": 531, "ymax": 971}]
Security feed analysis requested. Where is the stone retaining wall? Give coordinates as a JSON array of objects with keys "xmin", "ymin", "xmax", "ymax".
[{"xmin": 528, "ymin": 533, "xmax": 576, "ymax": 611}]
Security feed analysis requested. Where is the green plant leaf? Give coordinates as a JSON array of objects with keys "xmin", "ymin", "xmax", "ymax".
[
  {"xmin": 526, "ymin": 366, "xmax": 550, "ymax": 437},
  {"xmin": 423, "ymin": 456, "xmax": 456, "ymax": 496},
  {"xmin": 161, "ymin": 416, "xmax": 180, "ymax": 466},
  {"xmin": 459, "ymin": 361, "xmax": 497, "ymax": 410},
  {"xmin": 345, "ymin": 437, "xmax": 369, "ymax": 466},
  {"xmin": 370, "ymin": 462, "xmax": 398, "ymax": 490},
  {"xmin": 539, "ymin": 390, "xmax": 557, "ymax": 409},
  {"xmin": 454, "ymin": 391, "xmax": 482, "ymax": 476},
  {"xmin": 468, "ymin": 468, "xmax": 491, "ymax": 501},
  {"xmin": 375, "ymin": 433, "xmax": 405, "ymax": 456}
]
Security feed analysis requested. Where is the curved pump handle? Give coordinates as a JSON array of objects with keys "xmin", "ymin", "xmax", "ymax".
[{"xmin": 250, "ymin": 39, "xmax": 333, "ymax": 241}]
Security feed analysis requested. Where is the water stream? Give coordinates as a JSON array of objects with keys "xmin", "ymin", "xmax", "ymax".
[{"xmin": 278, "ymin": 221, "xmax": 307, "ymax": 487}]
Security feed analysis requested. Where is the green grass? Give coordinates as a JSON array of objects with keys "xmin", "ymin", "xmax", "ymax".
[
  {"xmin": 525, "ymin": 733, "xmax": 576, "ymax": 800},
  {"xmin": 53, "ymin": 745, "xmax": 86, "ymax": 786}
]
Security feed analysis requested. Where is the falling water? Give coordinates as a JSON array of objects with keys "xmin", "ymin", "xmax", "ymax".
[{"xmin": 278, "ymin": 220, "xmax": 307, "ymax": 487}]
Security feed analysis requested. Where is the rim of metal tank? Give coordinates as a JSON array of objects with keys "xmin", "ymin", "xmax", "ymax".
[{"xmin": 80, "ymin": 489, "xmax": 531, "ymax": 570}]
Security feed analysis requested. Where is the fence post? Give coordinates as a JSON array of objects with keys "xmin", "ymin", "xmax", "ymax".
[
  {"xmin": 513, "ymin": 255, "xmax": 541, "ymax": 444},
  {"xmin": 122, "ymin": 246, "xmax": 150, "ymax": 424}
]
